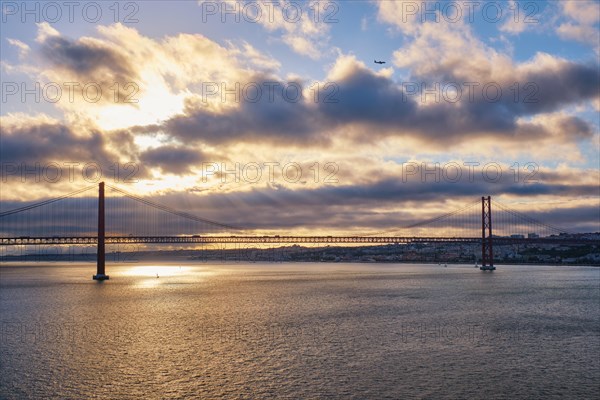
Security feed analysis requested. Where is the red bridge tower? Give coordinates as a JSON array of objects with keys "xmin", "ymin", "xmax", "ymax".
[
  {"xmin": 480, "ymin": 196, "xmax": 495, "ymax": 271},
  {"xmin": 93, "ymin": 182, "xmax": 109, "ymax": 280}
]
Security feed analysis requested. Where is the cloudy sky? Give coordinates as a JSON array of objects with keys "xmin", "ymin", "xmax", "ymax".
[{"xmin": 1, "ymin": 0, "xmax": 599, "ymax": 235}]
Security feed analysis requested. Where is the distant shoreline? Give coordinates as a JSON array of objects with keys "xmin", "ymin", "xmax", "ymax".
[{"xmin": 2, "ymin": 241, "xmax": 599, "ymax": 267}]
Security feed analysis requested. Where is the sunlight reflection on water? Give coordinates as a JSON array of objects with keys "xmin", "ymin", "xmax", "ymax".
[{"xmin": 1, "ymin": 263, "xmax": 598, "ymax": 399}]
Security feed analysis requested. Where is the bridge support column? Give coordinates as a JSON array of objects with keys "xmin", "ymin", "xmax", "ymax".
[
  {"xmin": 93, "ymin": 182, "xmax": 109, "ymax": 281},
  {"xmin": 480, "ymin": 195, "xmax": 495, "ymax": 271}
]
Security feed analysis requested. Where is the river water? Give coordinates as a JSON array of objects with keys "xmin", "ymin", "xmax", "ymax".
[{"xmin": 1, "ymin": 263, "xmax": 598, "ymax": 399}]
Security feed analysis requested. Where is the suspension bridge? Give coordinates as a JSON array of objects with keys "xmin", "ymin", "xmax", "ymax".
[{"xmin": 0, "ymin": 182, "xmax": 589, "ymax": 280}]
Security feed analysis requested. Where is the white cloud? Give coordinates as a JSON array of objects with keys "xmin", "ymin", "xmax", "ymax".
[
  {"xmin": 35, "ymin": 22, "xmax": 59, "ymax": 42},
  {"xmin": 24, "ymin": 23, "xmax": 281, "ymax": 130},
  {"xmin": 557, "ymin": 23, "xmax": 600, "ymax": 44},
  {"xmin": 198, "ymin": 0, "xmax": 332, "ymax": 59},
  {"xmin": 500, "ymin": 18, "xmax": 528, "ymax": 35},
  {"xmin": 234, "ymin": 42, "xmax": 281, "ymax": 71},
  {"xmin": 562, "ymin": 0, "xmax": 600, "ymax": 25},
  {"xmin": 557, "ymin": 0, "xmax": 600, "ymax": 47},
  {"xmin": 7, "ymin": 38, "xmax": 30, "ymax": 58},
  {"xmin": 391, "ymin": 19, "xmax": 514, "ymax": 83},
  {"xmin": 499, "ymin": 0, "xmax": 542, "ymax": 35},
  {"xmin": 376, "ymin": 0, "xmax": 421, "ymax": 35}
]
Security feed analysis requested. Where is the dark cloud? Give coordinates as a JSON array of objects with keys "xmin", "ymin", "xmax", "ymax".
[
  {"xmin": 329, "ymin": 59, "xmax": 600, "ymax": 142},
  {"xmin": 40, "ymin": 35, "xmax": 137, "ymax": 83},
  {"xmin": 145, "ymin": 59, "xmax": 598, "ymax": 147},
  {"xmin": 164, "ymin": 77, "xmax": 330, "ymax": 146},
  {"xmin": 0, "ymin": 120, "xmax": 149, "ymax": 183},
  {"xmin": 319, "ymin": 68, "xmax": 416, "ymax": 123},
  {"xmin": 515, "ymin": 61, "xmax": 600, "ymax": 115},
  {"xmin": 1, "ymin": 121, "xmax": 111, "ymax": 165},
  {"xmin": 1, "ymin": 175, "xmax": 597, "ymax": 235},
  {"xmin": 393, "ymin": 59, "xmax": 600, "ymax": 141},
  {"xmin": 37, "ymin": 32, "xmax": 139, "ymax": 104},
  {"xmin": 107, "ymin": 166, "xmax": 600, "ymax": 232},
  {"xmin": 168, "ymin": 170, "xmax": 597, "ymax": 232},
  {"xmin": 139, "ymin": 145, "xmax": 207, "ymax": 174}
]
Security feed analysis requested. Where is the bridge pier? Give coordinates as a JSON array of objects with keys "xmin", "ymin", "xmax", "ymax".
[
  {"xmin": 480, "ymin": 195, "xmax": 495, "ymax": 271},
  {"xmin": 93, "ymin": 182, "xmax": 109, "ymax": 281}
]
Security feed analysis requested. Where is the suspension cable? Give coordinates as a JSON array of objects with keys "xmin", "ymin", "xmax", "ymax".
[
  {"xmin": 106, "ymin": 184, "xmax": 244, "ymax": 231},
  {"xmin": 0, "ymin": 185, "xmax": 97, "ymax": 218}
]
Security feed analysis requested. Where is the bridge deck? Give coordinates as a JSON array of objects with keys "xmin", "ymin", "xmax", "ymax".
[{"xmin": 0, "ymin": 236, "xmax": 591, "ymax": 245}]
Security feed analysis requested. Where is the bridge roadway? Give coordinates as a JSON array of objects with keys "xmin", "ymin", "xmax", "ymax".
[{"xmin": 0, "ymin": 236, "xmax": 591, "ymax": 246}]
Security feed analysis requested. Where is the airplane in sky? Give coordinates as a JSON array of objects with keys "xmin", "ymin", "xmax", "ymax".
[{"xmin": 374, "ymin": 60, "xmax": 386, "ymax": 64}]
